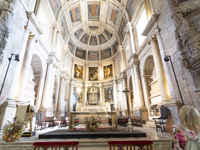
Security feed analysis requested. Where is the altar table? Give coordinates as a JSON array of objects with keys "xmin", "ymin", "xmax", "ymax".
[{"xmin": 68, "ymin": 112, "xmax": 118, "ymax": 131}]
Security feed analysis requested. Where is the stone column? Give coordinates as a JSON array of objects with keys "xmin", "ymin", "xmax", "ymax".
[
  {"xmin": 57, "ymin": 76, "xmax": 65, "ymax": 118},
  {"xmin": 99, "ymin": 62, "xmax": 102, "ymax": 81},
  {"xmin": 50, "ymin": 25, "xmax": 58, "ymax": 52},
  {"xmin": 150, "ymin": 37, "xmax": 170, "ymax": 102},
  {"xmin": 119, "ymin": 46, "xmax": 125, "ymax": 72},
  {"xmin": 41, "ymin": 57, "xmax": 54, "ymax": 109},
  {"xmin": 83, "ymin": 83, "xmax": 88, "ymax": 106},
  {"xmin": 54, "ymin": 78, "xmax": 60, "ymax": 113},
  {"xmin": 128, "ymin": 22, "xmax": 136, "ymax": 53},
  {"xmin": 112, "ymin": 79, "xmax": 118, "ymax": 110},
  {"xmin": 85, "ymin": 63, "xmax": 88, "ymax": 81},
  {"xmin": 99, "ymin": 83, "xmax": 103, "ymax": 106},
  {"xmin": 131, "ymin": 55, "xmax": 145, "ymax": 108},
  {"xmin": 69, "ymin": 80, "xmax": 74, "ymax": 112},
  {"xmin": 7, "ymin": 25, "xmax": 30, "ymax": 100},
  {"xmin": 35, "ymin": 75, "xmax": 45, "ymax": 111},
  {"xmin": 156, "ymin": 30, "xmax": 176, "ymax": 99},
  {"xmin": 16, "ymin": 34, "xmax": 36, "ymax": 102}
]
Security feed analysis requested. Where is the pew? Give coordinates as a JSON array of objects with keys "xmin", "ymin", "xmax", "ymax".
[
  {"xmin": 108, "ymin": 140, "xmax": 153, "ymax": 150},
  {"xmin": 33, "ymin": 141, "xmax": 79, "ymax": 150}
]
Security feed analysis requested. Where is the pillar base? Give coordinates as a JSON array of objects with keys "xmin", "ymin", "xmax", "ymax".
[
  {"xmin": 0, "ymin": 99, "xmax": 17, "ymax": 131},
  {"xmin": 133, "ymin": 106, "xmax": 148, "ymax": 120},
  {"xmin": 159, "ymin": 99, "xmax": 183, "ymax": 124}
]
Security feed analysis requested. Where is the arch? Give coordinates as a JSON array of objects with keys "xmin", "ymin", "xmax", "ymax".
[{"xmin": 143, "ymin": 55, "xmax": 160, "ymax": 118}]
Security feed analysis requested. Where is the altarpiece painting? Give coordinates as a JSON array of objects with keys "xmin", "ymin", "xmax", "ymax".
[
  {"xmin": 74, "ymin": 64, "xmax": 83, "ymax": 80},
  {"xmin": 89, "ymin": 67, "xmax": 98, "ymax": 81},
  {"xmin": 104, "ymin": 64, "xmax": 113, "ymax": 79},
  {"xmin": 104, "ymin": 87, "xmax": 113, "ymax": 102}
]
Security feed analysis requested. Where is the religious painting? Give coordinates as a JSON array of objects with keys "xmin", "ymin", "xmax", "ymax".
[
  {"xmin": 104, "ymin": 64, "xmax": 113, "ymax": 79},
  {"xmin": 107, "ymin": 7, "xmax": 118, "ymax": 25},
  {"xmin": 68, "ymin": 41, "xmax": 75, "ymax": 55},
  {"xmin": 98, "ymin": 34, "xmax": 107, "ymax": 44},
  {"xmin": 88, "ymin": 2, "xmax": 100, "ymax": 20},
  {"xmin": 89, "ymin": 67, "xmax": 98, "ymax": 81},
  {"xmin": 80, "ymin": 33, "xmax": 89, "ymax": 44},
  {"xmin": 49, "ymin": 0, "xmax": 59, "ymax": 16},
  {"xmin": 112, "ymin": 41, "xmax": 119, "ymax": 54},
  {"xmin": 74, "ymin": 64, "xmax": 84, "ymax": 80},
  {"xmin": 101, "ymin": 48, "xmax": 111, "ymax": 60},
  {"xmin": 73, "ymin": 87, "xmax": 82, "ymax": 103},
  {"xmin": 103, "ymin": 30, "xmax": 113, "ymax": 40},
  {"xmin": 76, "ymin": 48, "xmax": 86, "ymax": 60},
  {"xmin": 69, "ymin": 5, "xmax": 81, "ymax": 26},
  {"xmin": 119, "ymin": 18, "xmax": 126, "ymax": 41},
  {"xmin": 74, "ymin": 28, "xmax": 83, "ymax": 39},
  {"xmin": 104, "ymin": 87, "xmax": 113, "ymax": 102},
  {"xmin": 61, "ymin": 17, "xmax": 67, "ymax": 39},
  {"xmin": 89, "ymin": 36, "xmax": 98, "ymax": 45},
  {"xmin": 127, "ymin": 0, "xmax": 138, "ymax": 20},
  {"xmin": 88, "ymin": 51, "xmax": 99, "ymax": 61}
]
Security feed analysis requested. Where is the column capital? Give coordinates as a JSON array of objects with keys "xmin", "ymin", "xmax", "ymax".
[{"xmin": 148, "ymin": 35, "xmax": 157, "ymax": 45}]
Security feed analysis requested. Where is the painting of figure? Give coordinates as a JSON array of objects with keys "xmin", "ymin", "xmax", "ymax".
[
  {"xmin": 104, "ymin": 64, "xmax": 113, "ymax": 79},
  {"xmin": 74, "ymin": 64, "xmax": 83, "ymax": 80},
  {"xmin": 104, "ymin": 87, "xmax": 113, "ymax": 102},
  {"xmin": 89, "ymin": 67, "xmax": 98, "ymax": 81},
  {"xmin": 73, "ymin": 87, "xmax": 82, "ymax": 103}
]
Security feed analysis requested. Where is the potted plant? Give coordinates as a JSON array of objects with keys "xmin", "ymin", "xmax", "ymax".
[
  {"xmin": 85, "ymin": 116, "xmax": 99, "ymax": 131},
  {"xmin": 2, "ymin": 117, "xmax": 25, "ymax": 142}
]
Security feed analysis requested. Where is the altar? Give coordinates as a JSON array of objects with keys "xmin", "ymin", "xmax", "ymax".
[{"xmin": 68, "ymin": 112, "xmax": 118, "ymax": 131}]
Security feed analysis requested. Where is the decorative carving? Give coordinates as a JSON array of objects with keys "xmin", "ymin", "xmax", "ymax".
[
  {"xmin": 167, "ymin": 0, "xmax": 200, "ymax": 90},
  {"xmin": 0, "ymin": 0, "xmax": 13, "ymax": 22},
  {"xmin": 0, "ymin": 17, "xmax": 8, "ymax": 64}
]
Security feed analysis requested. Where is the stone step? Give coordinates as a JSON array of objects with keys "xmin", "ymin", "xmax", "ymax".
[{"xmin": 0, "ymin": 140, "xmax": 173, "ymax": 150}]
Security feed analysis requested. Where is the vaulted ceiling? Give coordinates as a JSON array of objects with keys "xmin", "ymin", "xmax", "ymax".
[{"xmin": 48, "ymin": 0, "xmax": 138, "ymax": 61}]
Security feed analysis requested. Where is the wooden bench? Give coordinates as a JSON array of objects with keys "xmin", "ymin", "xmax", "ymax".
[
  {"xmin": 108, "ymin": 140, "xmax": 153, "ymax": 150},
  {"xmin": 33, "ymin": 141, "xmax": 79, "ymax": 150},
  {"xmin": 130, "ymin": 116, "xmax": 143, "ymax": 127}
]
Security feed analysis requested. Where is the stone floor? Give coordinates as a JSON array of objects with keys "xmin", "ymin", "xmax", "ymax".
[{"xmin": 0, "ymin": 124, "xmax": 174, "ymax": 150}]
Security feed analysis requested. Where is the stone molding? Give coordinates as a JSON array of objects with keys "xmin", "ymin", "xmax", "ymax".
[{"xmin": 142, "ymin": 14, "xmax": 159, "ymax": 36}]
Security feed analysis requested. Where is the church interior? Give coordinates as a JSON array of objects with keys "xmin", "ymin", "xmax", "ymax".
[{"xmin": 0, "ymin": 0, "xmax": 199, "ymax": 149}]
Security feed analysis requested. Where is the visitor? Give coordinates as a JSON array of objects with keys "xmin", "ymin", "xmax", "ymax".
[{"xmin": 166, "ymin": 105, "xmax": 200, "ymax": 150}]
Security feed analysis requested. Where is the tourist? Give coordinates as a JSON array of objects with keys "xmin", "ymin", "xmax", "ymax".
[{"xmin": 166, "ymin": 105, "xmax": 200, "ymax": 149}]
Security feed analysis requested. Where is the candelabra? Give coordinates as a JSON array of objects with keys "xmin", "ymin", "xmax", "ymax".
[{"xmin": 122, "ymin": 88, "xmax": 133, "ymax": 132}]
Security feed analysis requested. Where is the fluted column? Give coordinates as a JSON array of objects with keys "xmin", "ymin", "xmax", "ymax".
[
  {"xmin": 150, "ymin": 37, "xmax": 170, "ymax": 102},
  {"xmin": 131, "ymin": 55, "xmax": 145, "ymax": 108},
  {"xmin": 7, "ymin": 24, "xmax": 30, "ymax": 100},
  {"xmin": 57, "ymin": 76, "xmax": 65, "ymax": 117},
  {"xmin": 156, "ymin": 30, "xmax": 175, "ymax": 99},
  {"xmin": 16, "ymin": 34, "xmax": 36, "ymax": 101},
  {"xmin": 128, "ymin": 22, "xmax": 136, "ymax": 53}
]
